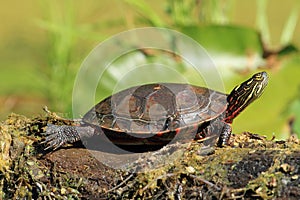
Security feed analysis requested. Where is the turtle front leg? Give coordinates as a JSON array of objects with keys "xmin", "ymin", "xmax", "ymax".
[
  {"xmin": 42, "ymin": 124, "xmax": 94, "ymax": 150},
  {"xmin": 199, "ymin": 119, "xmax": 232, "ymax": 147},
  {"xmin": 217, "ymin": 123, "xmax": 232, "ymax": 147}
]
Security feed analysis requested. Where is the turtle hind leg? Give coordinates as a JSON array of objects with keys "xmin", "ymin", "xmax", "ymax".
[
  {"xmin": 217, "ymin": 123, "xmax": 232, "ymax": 147},
  {"xmin": 42, "ymin": 123, "xmax": 94, "ymax": 151}
]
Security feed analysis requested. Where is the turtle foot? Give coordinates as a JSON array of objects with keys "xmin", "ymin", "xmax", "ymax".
[{"xmin": 42, "ymin": 124, "xmax": 81, "ymax": 151}]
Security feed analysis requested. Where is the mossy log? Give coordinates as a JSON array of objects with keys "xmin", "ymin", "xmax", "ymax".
[{"xmin": 1, "ymin": 113, "xmax": 300, "ymax": 199}]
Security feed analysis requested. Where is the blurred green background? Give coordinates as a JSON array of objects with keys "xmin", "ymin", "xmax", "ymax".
[{"xmin": 1, "ymin": 0, "xmax": 300, "ymax": 139}]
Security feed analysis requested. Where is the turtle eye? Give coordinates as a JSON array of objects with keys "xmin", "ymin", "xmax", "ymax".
[
  {"xmin": 253, "ymin": 71, "xmax": 268, "ymax": 82},
  {"xmin": 255, "ymin": 73, "xmax": 262, "ymax": 79}
]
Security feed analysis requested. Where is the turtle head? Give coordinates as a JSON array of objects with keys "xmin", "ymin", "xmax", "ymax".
[{"xmin": 225, "ymin": 71, "xmax": 268, "ymax": 123}]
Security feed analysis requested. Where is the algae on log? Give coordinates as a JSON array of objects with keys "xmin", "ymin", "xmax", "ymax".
[{"xmin": 1, "ymin": 113, "xmax": 300, "ymax": 199}]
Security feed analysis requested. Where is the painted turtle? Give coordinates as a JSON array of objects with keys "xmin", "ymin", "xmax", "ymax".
[{"xmin": 43, "ymin": 71, "xmax": 268, "ymax": 151}]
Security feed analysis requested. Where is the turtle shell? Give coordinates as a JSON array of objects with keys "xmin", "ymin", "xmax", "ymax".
[{"xmin": 83, "ymin": 83, "xmax": 227, "ymax": 146}]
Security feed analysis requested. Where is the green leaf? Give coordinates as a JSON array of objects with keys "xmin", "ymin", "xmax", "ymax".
[
  {"xmin": 124, "ymin": 0, "xmax": 165, "ymax": 27},
  {"xmin": 179, "ymin": 25, "xmax": 263, "ymax": 56},
  {"xmin": 179, "ymin": 25, "xmax": 264, "ymax": 75},
  {"xmin": 280, "ymin": 3, "xmax": 300, "ymax": 46},
  {"xmin": 256, "ymin": 0, "xmax": 271, "ymax": 45}
]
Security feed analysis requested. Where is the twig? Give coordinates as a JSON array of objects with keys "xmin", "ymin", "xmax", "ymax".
[
  {"xmin": 189, "ymin": 175, "xmax": 221, "ymax": 191},
  {"xmin": 106, "ymin": 172, "xmax": 135, "ymax": 193}
]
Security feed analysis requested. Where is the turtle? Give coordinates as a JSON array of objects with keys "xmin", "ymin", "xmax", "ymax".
[{"xmin": 42, "ymin": 71, "xmax": 268, "ymax": 152}]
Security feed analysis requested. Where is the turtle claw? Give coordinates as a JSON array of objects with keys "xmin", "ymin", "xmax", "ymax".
[
  {"xmin": 42, "ymin": 135, "xmax": 64, "ymax": 151},
  {"xmin": 42, "ymin": 124, "xmax": 65, "ymax": 150},
  {"xmin": 42, "ymin": 124, "xmax": 80, "ymax": 151},
  {"xmin": 43, "ymin": 140, "xmax": 63, "ymax": 151}
]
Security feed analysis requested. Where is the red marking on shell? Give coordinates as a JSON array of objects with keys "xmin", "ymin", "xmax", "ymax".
[{"xmin": 156, "ymin": 131, "xmax": 164, "ymax": 137}]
